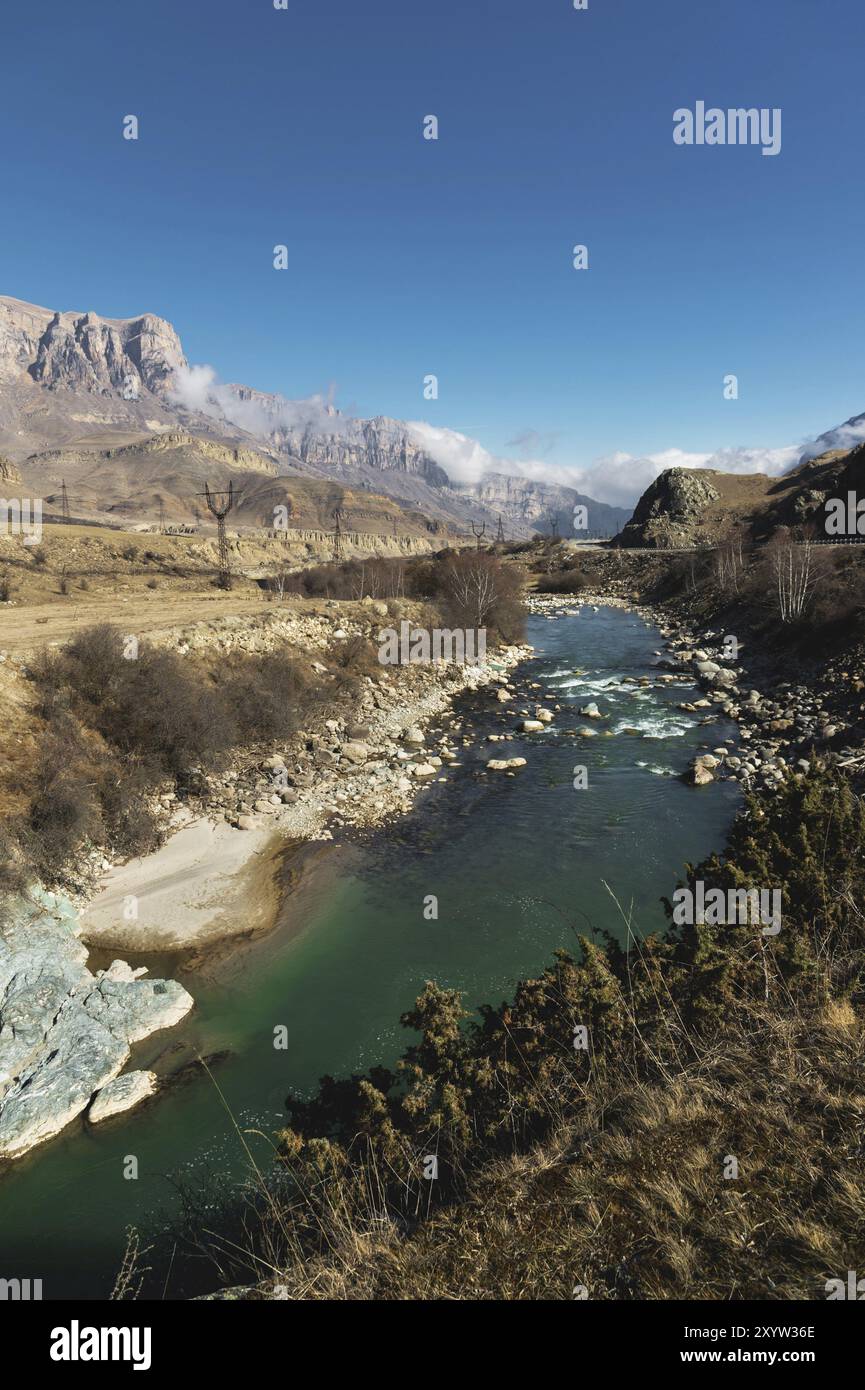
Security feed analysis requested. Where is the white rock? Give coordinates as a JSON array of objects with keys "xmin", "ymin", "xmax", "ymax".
[{"xmin": 89, "ymin": 1070, "xmax": 157, "ymax": 1124}]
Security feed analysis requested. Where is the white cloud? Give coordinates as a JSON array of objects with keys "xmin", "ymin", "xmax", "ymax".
[
  {"xmin": 169, "ymin": 362, "xmax": 348, "ymax": 439},
  {"xmin": 172, "ymin": 361, "xmax": 862, "ymax": 510},
  {"xmin": 405, "ymin": 422, "xmax": 500, "ymax": 486},
  {"xmin": 802, "ymin": 413, "xmax": 865, "ymax": 459},
  {"xmin": 408, "ymin": 423, "xmax": 815, "ymax": 508}
]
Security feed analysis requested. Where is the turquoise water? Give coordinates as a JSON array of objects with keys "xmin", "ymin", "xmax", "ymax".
[{"xmin": 0, "ymin": 608, "xmax": 740, "ymax": 1298}]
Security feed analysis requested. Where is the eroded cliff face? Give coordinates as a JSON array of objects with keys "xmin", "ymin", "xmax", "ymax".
[
  {"xmin": 0, "ymin": 454, "xmax": 22, "ymax": 486},
  {"xmin": 225, "ymin": 389, "xmax": 450, "ymax": 485},
  {"xmin": 472, "ymin": 472, "xmax": 631, "ymax": 538},
  {"xmin": 0, "ymin": 295, "xmax": 186, "ymax": 397}
]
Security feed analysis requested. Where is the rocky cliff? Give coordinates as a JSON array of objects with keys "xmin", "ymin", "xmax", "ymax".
[
  {"xmin": 472, "ymin": 472, "xmax": 630, "ymax": 538},
  {"xmin": 0, "ymin": 295, "xmax": 186, "ymax": 397}
]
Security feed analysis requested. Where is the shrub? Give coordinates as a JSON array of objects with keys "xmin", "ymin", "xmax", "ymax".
[
  {"xmin": 535, "ymin": 568, "xmax": 587, "ymax": 594},
  {"xmin": 0, "ymin": 825, "xmax": 29, "ymax": 896},
  {"xmin": 222, "ymin": 651, "xmax": 311, "ymax": 743},
  {"xmin": 24, "ymin": 720, "xmax": 104, "ymax": 880},
  {"xmin": 101, "ymin": 647, "xmax": 235, "ymax": 784},
  {"xmin": 97, "ymin": 761, "xmax": 162, "ymax": 859},
  {"xmin": 327, "ymin": 634, "xmax": 381, "ymax": 696}
]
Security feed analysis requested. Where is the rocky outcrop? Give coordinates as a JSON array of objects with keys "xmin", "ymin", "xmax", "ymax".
[
  {"xmin": 0, "ymin": 295, "xmax": 186, "ymax": 397},
  {"xmin": 0, "ymin": 454, "xmax": 21, "ymax": 486},
  {"xmin": 616, "ymin": 469, "xmax": 722, "ymax": 548},
  {"xmin": 0, "ymin": 885, "xmax": 192, "ymax": 1159}
]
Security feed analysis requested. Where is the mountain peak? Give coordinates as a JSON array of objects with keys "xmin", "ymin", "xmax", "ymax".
[{"xmin": 0, "ymin": 294, "xmax": 186, "ymax": 397}]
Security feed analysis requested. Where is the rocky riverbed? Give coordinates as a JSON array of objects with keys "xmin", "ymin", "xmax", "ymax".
[{"xmin": 528, "ymin": 590, "xmax": 865, "ymax": 795}]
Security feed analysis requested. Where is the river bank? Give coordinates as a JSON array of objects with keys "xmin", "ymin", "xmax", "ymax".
[{"xmin": 0, "ymin": 603, "xmax": 531, "ymax": 1160}]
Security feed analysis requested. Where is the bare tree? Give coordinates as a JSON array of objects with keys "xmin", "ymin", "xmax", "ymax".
[
  {"xmin": 766, "ymin": 529, "xmax": 818, "ymax": 623},
  {"xmin": 444, "ymin": 555, "xmax": 499, "ymax": 628},
  {"xmin": 714, "ymin": 528, "xmax": 747, "ymax": 594},
  {"xmin": 269, "ymin": 563, "xmax": 292, "ymax": 601}
]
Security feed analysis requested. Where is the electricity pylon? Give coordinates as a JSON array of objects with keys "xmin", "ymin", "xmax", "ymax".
[{"xmin": 200, "ymin": 481, "xmax": 236, "ymax": 589}]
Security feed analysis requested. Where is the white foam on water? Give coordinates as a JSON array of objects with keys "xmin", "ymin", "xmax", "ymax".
[{"xmin": 614, "ymin": 712, "xmax": 693, "ymax": 738}]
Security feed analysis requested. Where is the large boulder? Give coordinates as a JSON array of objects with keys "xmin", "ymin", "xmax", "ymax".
[{"xmin": 0, "ymin": 888, "xmax": 193, "ymax": 1160}]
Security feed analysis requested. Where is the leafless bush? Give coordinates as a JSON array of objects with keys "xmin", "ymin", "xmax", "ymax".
[
  {"xmin": 24, "ymin": 721, "xmax": 105, "ymax": 879},
  {"xmin": 0, "ymin": 825, "xmax": 29, "ymax": 896},
  {"xmin": 223, "ymin": 651, "xmax": 311, "ymax": 743},
  {"xmin": 441, "ymin": 551, "xmax": 525, "ymax": 642},
  {"xmin": 764, "ymin": 529, "xmax": 821, "ymax": 623}
]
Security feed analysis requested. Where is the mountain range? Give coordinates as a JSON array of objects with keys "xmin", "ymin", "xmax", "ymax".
[{"xmin": 0, "ymin": 295, "xmax": 630, "ymax": 540}]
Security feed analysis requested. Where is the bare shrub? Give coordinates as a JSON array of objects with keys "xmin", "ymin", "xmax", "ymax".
[
  {"xmin": 97, "ymin": 761, "xmax": 162, "ymax": 859},
  {"xmin": 535, "ymin": 568, "xmax": 587, "ymax": 595},
  {"xmin": 441, "ymin": 551, "xmax": 525, "ymax": 642},
  {"xmin": 25, "ymin": 720, "xmax": 104, "ymax": 879},
  {"xmin": 103, "ymin": 648, "xmax": 235, "ymax": 783},
  {"xmin": 223, "ymin": 651, "xmax": 311, "ymax": 743},
  {"xmin": 0, "ymin": 825, "xmax": 29, "ymax": 896}
]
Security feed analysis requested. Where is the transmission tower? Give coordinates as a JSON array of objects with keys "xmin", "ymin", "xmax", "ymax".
[
  {"xmin": 201, "ymin": 481, "xmax": 236, "ymax": 589},
  {"xmin": 332, "ymin": 507, "xmax": 344, "ymax": 561},
  {"xmin": 158, "ymin": 497, "xmax": 167, "ymax": 534},
  {"xmin": 496, "ymin": 515, "xmax": 505, "ymax": 544},
  {"xmin": 60, "ymin": 480, "xmax": 70, "ymax": 524},
  {"xmin": 471, "ymin": 520, "xmax": 487, "ymax": 551}
]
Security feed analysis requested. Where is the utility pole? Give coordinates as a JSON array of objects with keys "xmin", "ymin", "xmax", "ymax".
[
  {"xmin": 201, "ymin": 481, "xmax": 237, "ymax": 589},
  {"xmin": 471, "ymin": 520, "xmax": 486, "ymax": 551}
]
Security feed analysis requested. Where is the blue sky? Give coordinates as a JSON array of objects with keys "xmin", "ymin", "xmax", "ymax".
[{"xmin": 1, "ymin": 0, "xmax": 863, "ymax": 502}]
